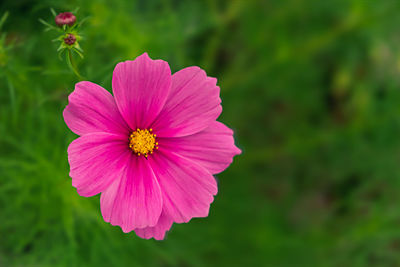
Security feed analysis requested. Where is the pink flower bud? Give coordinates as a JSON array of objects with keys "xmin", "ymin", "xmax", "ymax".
[
  {"xmin": 64, "ymin": 34, "xmax": 76, "ymax": 45},
  {"xmin": 55, "ymin": 12, "xmax": 76, "ymax": 26}
]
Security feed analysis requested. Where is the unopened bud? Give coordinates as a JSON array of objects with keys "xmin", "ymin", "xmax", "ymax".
[
  {"xmin": 64, "ymin": 34, "xmax": 76, "ymax": 45},
  {"xmin": 55, "ymin": 12, "xmax": 76, "ymax": 26}
]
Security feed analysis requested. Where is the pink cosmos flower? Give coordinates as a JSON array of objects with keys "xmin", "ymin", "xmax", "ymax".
[{"xmin": 63, "ymin": 53, "xmax": 241, "ymax": 240}]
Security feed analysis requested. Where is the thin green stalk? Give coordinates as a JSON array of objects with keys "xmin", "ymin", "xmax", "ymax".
[{"xmin": 66, "ymin": 49, "xmax": 84, "ymax": 80}]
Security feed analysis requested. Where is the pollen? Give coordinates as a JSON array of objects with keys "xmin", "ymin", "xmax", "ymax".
[{"xmin": 129, "ymin": 128, "xmax": 158, "ymax": 157}]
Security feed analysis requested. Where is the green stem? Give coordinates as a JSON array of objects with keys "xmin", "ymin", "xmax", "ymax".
[{"xmin": 66, "ymin": 49, "xmax": 84, "ymax": 80}]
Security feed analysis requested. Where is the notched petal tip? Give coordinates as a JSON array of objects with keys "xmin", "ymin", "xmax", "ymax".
[
  {"xmin": 134, "ymin": 211, "xmax": 174, "ymax": 240},
  {"xmin": 234, "ymin": 146, "xmax": 242, "ymax": 155},
  {"xmin": 115, "ymin": 53, "xmax": 170, "ymax": 73},
  {"xmin": 138, "ymin": 51, "xmax": 150, "ymax": 60}
]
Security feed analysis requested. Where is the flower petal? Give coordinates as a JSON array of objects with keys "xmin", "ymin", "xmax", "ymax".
[
  {"xmin": 100, "ymin": 156, "xmax": 163, "ymax": 232},
  {"xmin": 151, "ymin": 66, "xmax": 222, "ymax": 137},
  {"xmin": 63, "ymin": 81, "xmax": 129, "ymax": 136},
  {"xmin": 148, "ymin": 150, "xmax": 217, "ymax": 224},
  {"xmin": 112, "ymin": 53, "xmax": 171, "ymax": 130},
  {"xmin": 158, "ymin": 121, "xmax": 241, "ymax": 174},
  {"xmin": 68, "ymin": 133, "xmax": 130, "ymax": 197},
  {"xmin": 134, "ymin": 210, "xmax": 173, "ymax": 240}
]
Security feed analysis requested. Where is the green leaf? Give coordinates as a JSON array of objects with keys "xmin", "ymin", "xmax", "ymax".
[
  {"xmin": 77, "ymin": 16, "xmax": 89, "ymax": 28},
  {"xmin": 38, "ymin": 18, "xmax": 61, "ymax": 32},
  {"xmin": 73, "ymin": 48, "xmax": 84, "ymax": 59},
  {"xmin": 57, "ymin": 43, "xmax": 65, "ymax": 52},
  {"xmin": 57, "ymin": 49, "xmax": 64, "ymax": 61},
  {"xmin": 38, "ymin": 18, "xmax": 51, "ymax": 27},
  {"xmin": 73, "ymin": 42, "xmax": 84, "ymax": 53},
  {"xmin": 72, "ymin": 7, "xmax": 80, "ymax": 14},
  {"xmin": 50, "ymin": 8, "xmax": 57, "ymax": 17},
  {"xmin": 0, "ymin": 11, "xmax": 9, "ymax": 31}
]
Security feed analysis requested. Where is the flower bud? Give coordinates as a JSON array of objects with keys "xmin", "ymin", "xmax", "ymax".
[
  {"xmin": 64, "ymin": 34, "xmax": 76, "ymax": 45},
  {"xmin": 55, "ymin": 12, "xmax": 76, "ymax": 26}
]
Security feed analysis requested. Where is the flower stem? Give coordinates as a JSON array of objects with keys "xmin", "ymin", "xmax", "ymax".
[{"xmin": 66, "ymin": 49, "xmax": 84, "ymax": 80}]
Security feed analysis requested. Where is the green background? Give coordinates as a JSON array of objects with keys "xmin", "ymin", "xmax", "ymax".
[{"xmin": 2, "ymin": 0, "xmax": 400, "ymax": 266}]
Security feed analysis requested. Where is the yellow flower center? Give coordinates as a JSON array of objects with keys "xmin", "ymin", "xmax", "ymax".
[{"xmin": 129, "ymin": 128, "xmax": 158, "ymax": 157}]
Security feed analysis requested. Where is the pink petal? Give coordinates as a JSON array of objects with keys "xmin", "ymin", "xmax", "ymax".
[
  {"xmin": 112, "ymin": 53, "xmax": 171, "ymax": 130},
  {"xmin": 151, "ymin": 66, "xmax": 222, "ymax": 137},
  {"xmin": 134, "ymin": 210, "xmax": 173, "ymax": 240},
  {"xmin": 148, "ymin": 150, "xmax": 217, "ymax": 224},
  {"xmin": 100, "ymin": 156, "xmax": 163, "ymax": 232},
  {"xmin": 68, "ymin": 133, "xmax": 130, "ymax": 197},
  {"xmin": 63, "ymin": 81, "xmax": 129, "ymax": 136},
  {"xmin": 158, "ymin": 121, "xmax": 241, "ymax": 174}
]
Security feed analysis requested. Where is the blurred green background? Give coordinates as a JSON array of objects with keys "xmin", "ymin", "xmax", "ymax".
[{"xmin": 2, "ymin": 0, "xmax": 400, "ymax": 266}]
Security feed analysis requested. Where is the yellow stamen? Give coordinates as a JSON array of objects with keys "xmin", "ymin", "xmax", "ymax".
[{"xmin": 128, "ymin": 128, "xmax": 158, "ymax": 157}]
